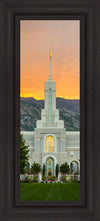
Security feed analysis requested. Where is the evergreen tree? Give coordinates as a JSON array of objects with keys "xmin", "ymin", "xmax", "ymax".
[
  {"xmin": 20, "ymin": 134, "xmax": 29, "ymax": 174},
  {"xmin": 60, "ymin": 162, "xmax": 69, "ymax": 174},
  {"xmin": 55, "ymin": 164, "xmax": 59, "ymax": 177},
  {"xmin": 31, "ymin": 162, "xmax": 41, "ymax": 175},
  {"xmin": 42, "ymin": 164, "xmax": 45, "ymax": 176}
]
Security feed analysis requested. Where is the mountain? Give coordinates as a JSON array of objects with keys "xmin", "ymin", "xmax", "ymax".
[{"xmin": 20, "ymin": 97, "xmax": 80, "ymax": 131}]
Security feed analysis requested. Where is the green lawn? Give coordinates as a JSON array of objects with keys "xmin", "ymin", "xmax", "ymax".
[{"xmin": 20, "ymin": 183, "xmax": 80, "ymax": 201}]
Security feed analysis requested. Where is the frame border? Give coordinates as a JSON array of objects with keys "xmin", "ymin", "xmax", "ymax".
[
  {"xmin": 15, "ymin": 15, "xmax": 85, "ymax": 207},
  {"xmin": 0, "ymin": 1, "xmax": 100, "ymax": 221}
]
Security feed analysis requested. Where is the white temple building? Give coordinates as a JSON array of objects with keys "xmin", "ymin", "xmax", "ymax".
[{"xmin": 21, "ymin": 52, "xmax": 80, "ymax": 176}]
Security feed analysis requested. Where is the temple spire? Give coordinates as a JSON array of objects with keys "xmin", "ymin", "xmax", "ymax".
[{"xmin": 48, "ymin": 51, "xmax": 52, "ymax": 81}]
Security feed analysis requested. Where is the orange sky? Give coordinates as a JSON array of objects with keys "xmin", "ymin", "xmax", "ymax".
[{"xmin": 20, "ymin": 20, "xmax": 80, "ymax": 99}]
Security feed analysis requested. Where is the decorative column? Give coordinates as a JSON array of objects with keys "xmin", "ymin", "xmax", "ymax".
[
  {"xmin": 38, "ymin": 172, "xmax": 42, "ymax": 183},
  {"xmin": 58, "ymin": 172, "xmax": 62, "ymax": 182}
]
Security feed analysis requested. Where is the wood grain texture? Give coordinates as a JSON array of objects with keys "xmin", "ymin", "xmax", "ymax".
[{"xmin": 0, "ymin": 0, "xmax": 100, "ymax": 220}]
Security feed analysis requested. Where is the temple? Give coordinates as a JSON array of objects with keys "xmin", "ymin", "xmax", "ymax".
[{"xmin": 21, "ymin": 52, "xmax": 80, "ymax": 176}]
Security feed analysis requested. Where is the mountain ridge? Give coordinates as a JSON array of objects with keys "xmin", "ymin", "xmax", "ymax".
[{"xmin": 20, "ymin": 97, "xmax": 80, "ymax": 131}]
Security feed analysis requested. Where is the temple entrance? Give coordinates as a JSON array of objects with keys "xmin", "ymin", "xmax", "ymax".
[{"xmin": 45, "ymin": 157, "xmax": 55, "ymax": 176}]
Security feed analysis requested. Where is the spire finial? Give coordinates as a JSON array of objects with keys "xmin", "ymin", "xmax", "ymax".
[
  {"xmin": 48, "ymin": 51, "xmax": 52, "ymax": 81},
  {"xmin": 49, "ymin": 51, "xmax": 52, "ymax": 60}
]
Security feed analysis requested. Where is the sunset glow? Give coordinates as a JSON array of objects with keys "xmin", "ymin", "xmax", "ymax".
[{"xmin": 20, "ymin": 20, "xmax": 80, "ymax": 100}]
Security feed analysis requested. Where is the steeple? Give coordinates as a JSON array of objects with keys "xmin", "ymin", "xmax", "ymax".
[
  {"xmin": 48, "ymin": 51, "xmax": 52, "ymax": 81},
  {"xmin": 36, "ymin": 51, "xmax": 64, "ymax": 129}
]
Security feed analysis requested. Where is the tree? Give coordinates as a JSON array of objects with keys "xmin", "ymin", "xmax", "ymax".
[
  {"xmin": 55, "ymin": 164, "xmax": 59, "ymax": 177},
  {"xmin": 25, "ymin": 161, "xmax": 31, "ymax": 174},
  {"xmin": 31, "ymin": 162, "xmax": 41, "ymax": 175},
  {"xmin": 60, "ymin": 162, "xmax": 69, "ymax": 174},
  {"xmin": 42, "ymin": 164, "xmax": 45, "ymax": 176},
  {"xmin": 20, "ymin": 134, "xmax": 29, "ymax": 174}
]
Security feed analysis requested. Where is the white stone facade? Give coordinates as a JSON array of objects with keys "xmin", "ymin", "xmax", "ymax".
[
  {"xmin": 21, "ymin": 130, "xmax": 80, "ymax": 175},
  {"xmin": 21, "ymin": 55, "xmax": 80, "ymax": 176}
]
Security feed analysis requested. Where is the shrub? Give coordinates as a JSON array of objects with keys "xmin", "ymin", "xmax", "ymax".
[
  {"xmin": 23, "ymin": 177, "xmax": 32, "ymax": 183},
  {"xmin": 48, "ymin": 176, "xmax": 56, "ymax": 181},
  {"xmin": 42, "ymin": 175, "xmax": 45, "ymax": 181},
  {"xmin": 61, "ymin": 176, "xmax": 66, "ymax": 183},
  {"xmin": 60, "ymin": 162, "xmax": 69, "ymax": 174},
  {"xmin": 73, "ymin": 176, "xmax": 78, "ymax": 183},
  {"xmin": 52, "ymin": 176, "xmax": 56, "ymax": 181},
  {"xmin": 68, "ymin": 178, "xmax": 74, "ymax": 183},
  {"xmin": 48, "ymin": 176, "xmax": 52, "ymax": 181},
  {"xmin": 26, "ymin": 167, "xmax": 31, "ymax": 174},
  {"xmin": 31, "ymin": 162, "xmax": 41, "ymax": 175},
  {"xmin": 33, "ymin": 176, "xmax": 38, "ymax": 183}
]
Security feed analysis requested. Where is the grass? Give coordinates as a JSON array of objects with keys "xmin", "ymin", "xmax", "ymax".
[{"xmin": 20, "ymin": 183, "xmax": 80, "ymax": 201}]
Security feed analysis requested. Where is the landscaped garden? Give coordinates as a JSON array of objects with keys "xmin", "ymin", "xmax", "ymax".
[
  {"xmin": 20, "ymin": 134, "xmax": 80, "ymax": 201},
  {"xmin": 20, "ymin": 183, "xmax": 80, "ymax": 201}
]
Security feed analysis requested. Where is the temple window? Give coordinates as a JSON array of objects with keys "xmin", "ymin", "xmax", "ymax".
[{"xmin": 46, "ymin": 136, "xmax": 54, "ymax": 152}]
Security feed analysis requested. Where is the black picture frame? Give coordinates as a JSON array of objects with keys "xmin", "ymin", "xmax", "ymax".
[
  {"xmin": 0, "ymin": 0, "xmax": 100, "ymax": 221},
  {"xmin": 17, "ymin": 15, "xmax": 84, "ymax": 206}
]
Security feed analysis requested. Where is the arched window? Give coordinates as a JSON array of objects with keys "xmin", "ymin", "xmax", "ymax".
[
  {"xmin": 70, "ymin": 161, "xmax": 78, "ymax": 174},
  {"xmin": 46, "ymin": 136, "xmax": 54, "ymax": 152}
]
